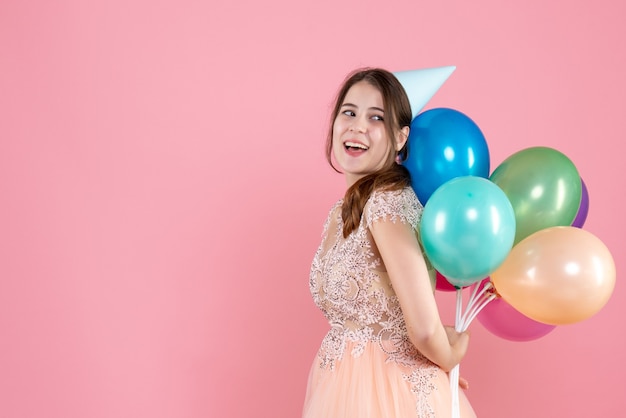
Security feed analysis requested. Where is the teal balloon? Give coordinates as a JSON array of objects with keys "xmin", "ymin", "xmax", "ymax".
[
  {"xmin": 489, "ymin": 147, "xmax": 582, "ymax": 244},
  {"xmin": 420, "ymin": 176, "xmax": 516, "ymax": 286},
  {"xmin": 403, "ymin": 108, "xmax": 490, "ymax": 204}
]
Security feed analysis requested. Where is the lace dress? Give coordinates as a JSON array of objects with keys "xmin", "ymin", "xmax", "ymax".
[{"xmin": 303, "ymin": 187, "xmax": 476, "ymax": 418}]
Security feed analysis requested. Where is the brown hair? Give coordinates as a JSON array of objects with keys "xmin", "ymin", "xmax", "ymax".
[{"xmin": 325, "ymin": 68, "xmax": 413, "ymax": 238}]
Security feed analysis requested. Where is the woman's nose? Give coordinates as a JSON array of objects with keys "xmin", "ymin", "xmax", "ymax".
[{"xmin": 349, "ymin": 118, "xmax": 366, "ymax": 133}]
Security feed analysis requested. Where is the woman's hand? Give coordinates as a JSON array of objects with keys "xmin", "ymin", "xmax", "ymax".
[
  {"xmin": 444, "ymin": 326, "xmax": 470, "ymax": 365},
  {"xmin": 444, "ymin": 326, "xmax": 471, "ymax": 389}
]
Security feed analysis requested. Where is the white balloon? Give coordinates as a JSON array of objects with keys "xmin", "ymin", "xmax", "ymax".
[{"xmin": 394, "ymin": 66, "xmax": 456, "ymax": 119}]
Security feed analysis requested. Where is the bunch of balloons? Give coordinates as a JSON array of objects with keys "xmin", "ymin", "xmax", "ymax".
[{"xmin": 397, "ymin": 67, "xmax": 615, "ymax": 342}]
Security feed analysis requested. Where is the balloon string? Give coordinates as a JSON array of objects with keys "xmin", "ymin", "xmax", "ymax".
[
  {"xmin": 468, "ymin": 280, "xmax": 483, "ymax": 309},
  {"xmin": 450, "ymin": 288, "xmax": 463, "ymax": 418},
  {"xmin": 450, "ymin": 283, "xmax": 496, "ymax": 418},
  {"xmin": 455, "ymin": 287, "xmax": 463, "ymax": 331},
  {"xmin": 450, "ymin": 363, "xmax": 460, "ymax": 418},
  {"xmin": 461, "ymin": 282, "xmax": 494, "ymax": 330},
  {"xmin": 467, "ymin": 281, "xmax": 493, "ymax": 314},
  {"xmin": 462, "ymin": 292, "xmax": 497, "ymax": 330},
  {"xmin": 460, "ymin": 281, "xmax": 494, "ymax": 330}
]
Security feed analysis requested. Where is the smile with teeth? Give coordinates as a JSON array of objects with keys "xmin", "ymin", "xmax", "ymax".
[{"xmin": 344, "ymin": 141, "xmax": 369, "ymax": 151}]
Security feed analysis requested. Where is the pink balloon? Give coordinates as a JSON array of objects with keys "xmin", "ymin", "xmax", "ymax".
[
  {"xmin": 435, "ymin": 271, "xmax": 458, "ymax": 292},
  {"xmin": 478, "ymin": 297, "xmax": 556, "ymax": 342}
]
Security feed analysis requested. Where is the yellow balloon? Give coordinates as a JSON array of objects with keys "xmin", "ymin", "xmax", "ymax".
[{"xmin": 491, "ymin": 226, "xmax": 615, "ymax": 325}]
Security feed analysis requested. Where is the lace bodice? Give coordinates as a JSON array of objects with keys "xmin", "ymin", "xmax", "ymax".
[{"xmin": 309, "ymin": 187, "xmax": 435, "ymax": 370}]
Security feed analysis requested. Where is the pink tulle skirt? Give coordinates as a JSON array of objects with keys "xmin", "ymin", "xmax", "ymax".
[{"xmin": 303, "ymin": 340, "xmax": 476, "ymax": 418}]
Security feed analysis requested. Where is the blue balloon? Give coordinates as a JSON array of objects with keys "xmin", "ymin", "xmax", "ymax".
[
  {"xmin": 420, "ymin": 176, "xmax": 516, "ymax": 287},
  {"xmin": 403, "ymin": 108, "xmax": 490, "ymax": 204}
]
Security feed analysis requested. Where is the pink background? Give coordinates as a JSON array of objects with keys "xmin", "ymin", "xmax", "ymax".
[{"xmin": 1, "ymin": 0, "xmax": 624, "ymax": 417}]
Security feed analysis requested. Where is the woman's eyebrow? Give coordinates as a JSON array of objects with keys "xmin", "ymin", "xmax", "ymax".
[{"xmin": 341, "ymin": 103, "xmax": 384, "ymax": 113}]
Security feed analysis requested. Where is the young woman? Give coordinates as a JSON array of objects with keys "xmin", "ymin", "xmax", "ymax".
[{"xmin": 303, "ymin": 68, "xmax": 476, "ymax": 417}]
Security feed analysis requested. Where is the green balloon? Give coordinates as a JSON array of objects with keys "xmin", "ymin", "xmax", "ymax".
[{"xmin": 490, "ymin": 147, "xmax": 582, "ymax": 244}]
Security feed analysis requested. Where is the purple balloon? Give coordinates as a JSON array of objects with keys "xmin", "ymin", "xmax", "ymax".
[
  {"xmin": 572, "ymin": 177, "xmax": 589, "ymax": 228},
  {"xmin": 478, "ymin": 297, "xmax": 556, "ymax": 342}
]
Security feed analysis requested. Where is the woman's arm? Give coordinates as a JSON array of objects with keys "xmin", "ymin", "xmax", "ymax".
[{"xmin": 370, "ymin": 219, "xmax": 469, "ymax": 372}]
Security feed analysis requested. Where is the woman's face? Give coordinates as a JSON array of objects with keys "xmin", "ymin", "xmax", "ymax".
[{"xmin": 332, "ymin": 81, "xmax": 401, "ymax": 186}]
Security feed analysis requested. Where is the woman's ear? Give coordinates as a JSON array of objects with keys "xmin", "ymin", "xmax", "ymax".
[{"xmin": 396, "ymin": 126, "xmax": 410, "ymax": 151}]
